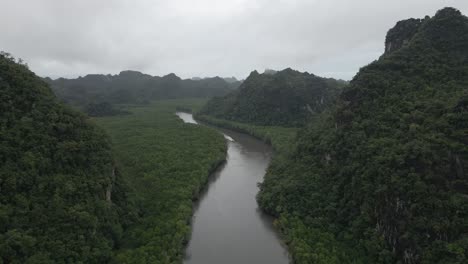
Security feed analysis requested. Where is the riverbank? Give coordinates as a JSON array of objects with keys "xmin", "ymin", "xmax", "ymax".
[
  {"xmin": 192, "ymin": 115, "xmax": 372, "ymax": 264},
  {"xmin": 195, "ymin": 114, "xmax": 298, "ymax": 154},
  {"xmin": 94, "ymin": 99, "xmax": 227, "ymax": 263},
  {"xmin": 180, "ymin": 113, "xmax": 290, "ymax": 264},
  {"xmin": 190, "ymin": 114, "xmax": 303, "ymax": 260}
]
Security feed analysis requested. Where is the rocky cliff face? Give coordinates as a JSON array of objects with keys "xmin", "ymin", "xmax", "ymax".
[{"xmin": 384, "ymin": 18, "xmax": 424, "ymax": 54}]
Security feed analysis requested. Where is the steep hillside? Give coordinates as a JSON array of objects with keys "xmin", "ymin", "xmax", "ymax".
[
  {"xmin": 199, "ymin": 69, "xmax": 346, "ymax": 127},
  {"xmin": 258, "ymin": 7, "xmax": 468, "ymax": 264},
  {"xmin": 0, "ymin": 52, "xmax": 128, "ymax": 263},
  {"xmin": 47, "ymin": 71, "xmax": 241, "ymax": 110}
]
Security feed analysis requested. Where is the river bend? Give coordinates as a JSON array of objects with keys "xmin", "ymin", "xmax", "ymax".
[{"xmin": 176, "ymin": 112, "xmax": 289, "ymax": 264}]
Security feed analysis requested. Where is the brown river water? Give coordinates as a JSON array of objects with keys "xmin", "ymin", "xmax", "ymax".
[{"xmin": 176, "ymin": 112, "xmax": 289, "ymax": 264}]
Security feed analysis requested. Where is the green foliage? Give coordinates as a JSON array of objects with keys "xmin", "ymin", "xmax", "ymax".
[
  {"xmin": 94, "ymin": 99, "xmax": 226, "ymax": 263},
  {"xmin": 195, "ymin": 114, "xmax": 298, "ymax": 154},
  {"xmin": 47, "ymin": 71, "xmax": 241, "ymax": 108},
  {"xmin": 0, "ymin": 52, "xmax": 129, "ymax": 263},
  {"xmin": 258, "ymin": 8, "xmax": 468, "ymax": 263},
  {"xmin": 85, "ymin": 102, "xmax": 130, "ymax": 117},
  {"xmin": 199, "ymin": 68, "xmax": 346, "ymax": 127}
]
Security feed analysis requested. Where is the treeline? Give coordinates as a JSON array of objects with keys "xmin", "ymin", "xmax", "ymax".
[
  {"xmin": 46, "ymin": 70, "xmax": 241, "ymax": 116},
  {"xmin": 195, "ymin": 114, "xmax": 298, "ymax": 154},
  {"xmin": 0, "ymin": 52, "xmax": 131, "ymax": 263},
  {"xmin": 199, "ymin": 68, "xmax": 346, "ymax": 127}
]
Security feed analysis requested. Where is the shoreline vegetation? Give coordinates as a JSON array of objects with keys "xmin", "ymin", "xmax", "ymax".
[
  {"xmin": 94, "ymin": 99, "xmax": 228, "ymax": 263},
  {"xmin": 194, "ymin": 114, "xmax": 298, "ymax": 154},
  {"xmin": 190, "ymin": 113, "xmax": 297, "ymax": 252}
]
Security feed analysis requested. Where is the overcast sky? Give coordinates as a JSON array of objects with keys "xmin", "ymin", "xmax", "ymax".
[{"xmin": 1, "ymin": 0, "xmax": 467, "ymax": 80}]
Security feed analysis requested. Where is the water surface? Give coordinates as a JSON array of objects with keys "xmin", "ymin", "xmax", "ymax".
[{"xmin": 176, "ymin": 112, "xmax": 289, "ymax": 264}]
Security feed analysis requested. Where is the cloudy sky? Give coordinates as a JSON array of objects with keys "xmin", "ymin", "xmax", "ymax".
[{"xmin": 1, "ymin": 0, "xmax": 467, "ymax": 80}]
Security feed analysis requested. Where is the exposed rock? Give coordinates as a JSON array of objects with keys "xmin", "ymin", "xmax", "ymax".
[{"xmin": 385, "ymin": 18, "xmax": 423, "ymax": 54}]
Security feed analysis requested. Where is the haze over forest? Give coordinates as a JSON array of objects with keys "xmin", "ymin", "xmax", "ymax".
[{"xmin": 1, "ymin": 0, "xmax": 467, "ymax": 80}]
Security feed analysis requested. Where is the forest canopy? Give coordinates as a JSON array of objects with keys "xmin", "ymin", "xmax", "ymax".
[
  {"xmin": 257, "ymin": 7, "xmax": 468, "ymax": 264},
  {"xmin": 199, "ymin": 68, "xmax": 346, "ymax": 127},
  {"xmin": 46, "ymin": 71, "xmax": 241, "ymax": 109},
  {"xmin": 0, "ymin": 52, "xmax": 129, "ymax": 263}
]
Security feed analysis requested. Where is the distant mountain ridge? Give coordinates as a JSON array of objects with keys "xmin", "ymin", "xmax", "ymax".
[
  {"xmin": 199, "ymin": 68, "xmax": 347, "ymax": 127},
  {"xmin": 46, "ymin": 71, "xmax": 242, "ymax": 108}
]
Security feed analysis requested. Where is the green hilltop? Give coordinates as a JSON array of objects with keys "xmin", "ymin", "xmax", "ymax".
[
  {"xmin": 257, "ymin": 7, "xmax": 468, "ymax": 263},
  {"xmin": 199, "ymin": 68, "xmax": 346, "ymax": 127},
  {"xmin": 0, "ymin": 52, "xmax": 129, "ymax": 263}
]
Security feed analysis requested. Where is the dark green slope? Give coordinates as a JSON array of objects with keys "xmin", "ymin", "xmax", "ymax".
[
  {"xmin": 199, "ymin": 69, "xmax": 346, "ymax": 127},
  {"xmin": 258, "ymin": 7, "xmax": 468, "ymax": 264},
  {"xmin": 0, "ymin": 53, "xmax": 128, "ymax": 263},
  {"xmin": 47, "ymin": 71, "xmax": 241, "ymax": 109}
]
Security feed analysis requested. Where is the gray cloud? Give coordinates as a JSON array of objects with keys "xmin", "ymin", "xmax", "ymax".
[{"xmin": 1, "ymin": 0, "xmax": 467, "ymax": 80}]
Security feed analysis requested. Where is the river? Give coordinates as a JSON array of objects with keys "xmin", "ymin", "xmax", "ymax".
[{"xmin": 176, "ymin": 112, "xmax": 289, "ymax": 264}]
